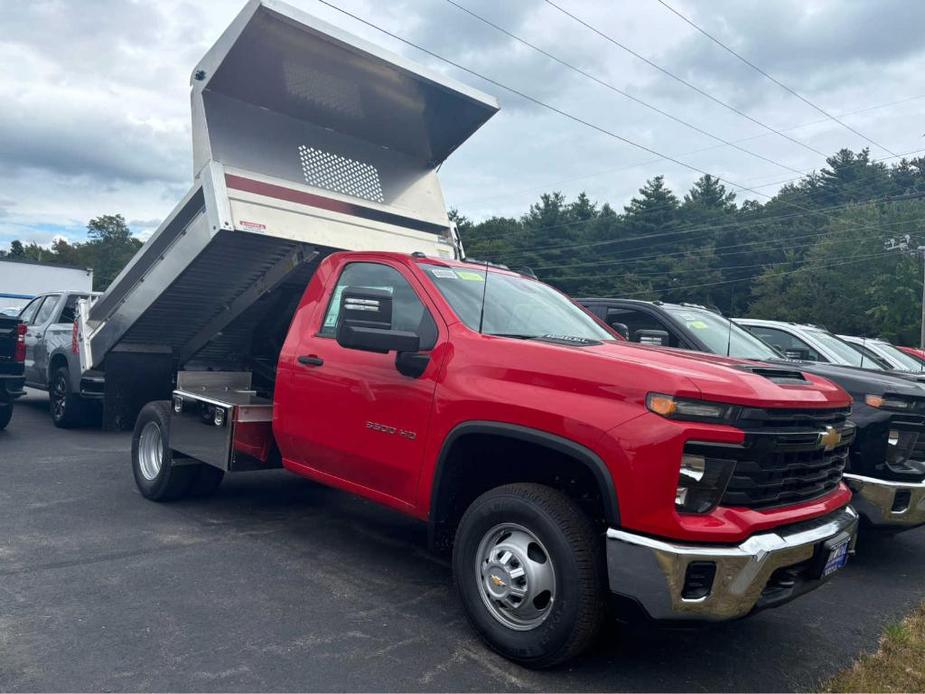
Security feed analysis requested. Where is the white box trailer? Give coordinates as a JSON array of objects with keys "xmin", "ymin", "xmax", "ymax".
[
  {"xmin": 0, "ymin": 260, "xmax": 93, "ymax": 313},
  {"xmin": 76, "ymin": 0, "xmax": 498, "ymax": 429}
]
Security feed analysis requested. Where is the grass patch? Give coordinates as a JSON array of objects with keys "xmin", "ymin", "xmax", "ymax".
[{"xmin": 824, "ymin": 602, "xmax": 925, "ymax": 692}]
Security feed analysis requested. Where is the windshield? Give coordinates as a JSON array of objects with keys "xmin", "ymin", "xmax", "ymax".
[
  {"xmin": 875, "ymin": 342, "xmax": 925, "ymax": 372},
  {"xmin": 807, "ymin": 329, "xmax": 884, "ymax": 369},
  {"xmin": 422, "ymin": 264, "xmax": 613, "ymax": 342},
  {"xmin": 662, "ymin": 306, "xmax": 780, "ymax": 360}
]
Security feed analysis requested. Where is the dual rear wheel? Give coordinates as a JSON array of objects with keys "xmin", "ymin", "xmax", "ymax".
[{"xmin": 131, "ymin": 401, "xmax": 224, "ymax": 501}]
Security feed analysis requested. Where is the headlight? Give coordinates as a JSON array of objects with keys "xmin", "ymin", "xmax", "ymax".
[
  {"xmin": 675, "ymin": 450, "xmax": 736, "ymax": 514},
  {"xmin": 865, "ymin": 394, "xmax": 912, "ymax": 410},
  {"xmin": 647, "ymin": 393, "xmax": 734, "ymax": 423}
]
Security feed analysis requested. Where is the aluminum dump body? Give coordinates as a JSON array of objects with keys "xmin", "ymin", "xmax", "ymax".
[{"xmin": 80, "ymin": 0, "xmax": 497, "ymax": 373}]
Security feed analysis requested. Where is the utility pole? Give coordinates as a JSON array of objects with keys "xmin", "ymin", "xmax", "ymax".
[{"xmin": 919, "ymin": 245, "xmax": 925, "ymax": 349}]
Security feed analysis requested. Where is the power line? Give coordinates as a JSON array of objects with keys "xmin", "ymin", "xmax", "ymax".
[
  {"xmin": 473, "ymin": 146, "xmax": 925, "ymax": 244},
  {"xmin": 619, "ymin": 251, "xmax": 902, "ymax": 296},
  {"xmin": 547, "ymin": 241, "xmax": 916, "ymax": 282},
  {"xmin": 444, "ymin": 0, "xmax": 803, "ymax": 174},
  {"xmin": 501, "ymin": 189, "xmax": 925, "ymax": 260},
  {"xmin": 450, "ymin": 95, "xmax": 925, "ymax": 206},
  {"xmin": 531, "ymin": 222, "xmax": 891, "ymax": 272},
  {"xmin": 654, "ymin": 0, "xmax": 897, "ymax": 157},
  {"xmin": 543, "ymin": 0, "xmax": 829, "ymax": 158},
  {"xmin": 315, "ymin": 0, "xmax": 919, "ymax": 256}
]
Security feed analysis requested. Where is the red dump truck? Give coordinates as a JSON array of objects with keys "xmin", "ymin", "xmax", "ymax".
[
  {"xmin": 76, "ymin": 0, "xmax": 859, "ymax": 667},
  {"xmin": 131, "ymin": 251, "xmax": 858, "ymax": 666}
]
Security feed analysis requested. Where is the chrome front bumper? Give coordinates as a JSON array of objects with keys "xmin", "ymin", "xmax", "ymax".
[
  {"xmin": 605, "ymin": 506, "xmax": 858, "ymax": 621},
  {"xmin": 844, "ymin": 473, "xmax": 925, "ymax": 529}
]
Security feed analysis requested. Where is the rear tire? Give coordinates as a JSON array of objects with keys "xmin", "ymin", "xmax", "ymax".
[
  {"xmin": 452, "ymin": 483, "xmax": 606, "ymax": 668},
  {"xmin": 0, "ymin": 403, "xmax": 12, "ymax": 430},
  {"xmin": 131, "ymin": 401, "xmax": 195, "ymax": 501},
  {"xmin": 49, "ymin": 366, "xmax": 86, "ymax": 429}
]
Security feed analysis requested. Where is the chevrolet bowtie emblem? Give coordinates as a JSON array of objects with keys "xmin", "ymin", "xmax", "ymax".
[
  {"xmin": 490, "ymin": 574, "xmax": 507, "ymax": 588},
  {"xmin": 818, "ymin": 425, "xmax": 842, "ymax": 451}
]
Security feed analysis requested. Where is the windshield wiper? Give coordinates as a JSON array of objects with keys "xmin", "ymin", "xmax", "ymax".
[{"xmin": 488, "ymin": 333, "xmax": 538, "ymax": 340}]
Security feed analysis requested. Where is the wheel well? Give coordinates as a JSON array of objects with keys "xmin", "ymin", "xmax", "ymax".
[
  {"xmin": 48, "ymin": 353, "xmax": 69, "ymax": 380},
  {"xmin": 428, "ymin": 425, "xmax": 618, "ymax": 551}
]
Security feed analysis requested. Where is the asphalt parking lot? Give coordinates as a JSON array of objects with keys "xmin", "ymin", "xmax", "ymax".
[{"xmin": 2, "ymin": 390, "xmax": 925, "ymax": 692}]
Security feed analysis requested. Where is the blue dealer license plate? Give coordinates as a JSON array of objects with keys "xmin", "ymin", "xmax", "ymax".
[{"xmin": 822, "ymin": 539, "xmax": 849, "ymax": 577}]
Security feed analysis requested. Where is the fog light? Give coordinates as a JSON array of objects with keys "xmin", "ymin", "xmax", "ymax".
[
  {"xmin": 892, "ymin": 489, "xmax": 912, "ymax": 513},
  {"xmin": 682, "ymin": 561, "xmax": 716, "ymax": 600},
  {"xmin": 214, "ymin": 408, "xmax": 225, "ymax": 427},
  {"xmin": 681, "ymin": 454, "xmax": 706, "ymax": 482},
  {"xmin": 675, "ymin": 450, "xmax": 735, "ymax": 514}
]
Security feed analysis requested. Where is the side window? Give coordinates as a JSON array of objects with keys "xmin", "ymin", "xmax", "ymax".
[
  {"xmin": 604, "ymin": 307, "xmax": 682, "ymax": 347},
  {"xmin": 319, "ymin": 263, "xmax": 437, "ymax": 349},
  {"xmin": 18, "ymin": 297, "xmax": 43, "ymax": 325},
  {"xmin": 749, "ymin": 327, "xmax": 823, "ymax": 361},
  {"xmin": 33, "ymin": 295, "xmax": 60, "ymax": 326},
  {"xmin": 59, "ymin": 295, "xmax": 87, "ymax": 324}
]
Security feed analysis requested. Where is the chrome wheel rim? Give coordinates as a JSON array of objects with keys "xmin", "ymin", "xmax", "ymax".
[
  {"xmin": 475, "ymin": 523, "xmax": 556, "ymax": 631},
  {"xmin": 51, "ymin": 373, "xmax": 66, "ymax": 420},
  {"xmin": 138, "ymin": 421, "xmax": 163, "ymax": 481}
]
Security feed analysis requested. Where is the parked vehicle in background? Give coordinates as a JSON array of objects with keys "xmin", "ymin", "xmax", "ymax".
[
  {"xmin": 734, "ymin": 320, "xmax": 925, "ymax": 385},
  {"xmin": 839, "ymin": 335, "xmax": 925, "ymax": 375},
  {"xmin": 19, "ymin": 291, "xmax": 101, "ymax": 427},
  {"xmin": 0, "ymin": 315, "xmax": 26, "ymax": 430},
  {"xmin": 579, "ymin": 299, "xmax": 925, "ymax": 533},
  {"xmin": 0, "ymin": 258, "xmax": 93, "ymax": 315},
  {"xmin": 898, "ymin": 345, "xmax": 925, "ymax": 361},
  {"xmin": 76, "ymin": 0, "xmax": 861, "ymax": 666}
]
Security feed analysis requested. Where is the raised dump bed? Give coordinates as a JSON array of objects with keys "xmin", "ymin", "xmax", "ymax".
[{"xmin": 77, "ymin": 0, "xmax": 498, "ymax": 427}]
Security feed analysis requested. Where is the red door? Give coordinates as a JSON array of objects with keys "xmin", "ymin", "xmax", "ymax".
[{"xmin": 276, "ymin": 259, "xmax": 445, "ymax": 510}]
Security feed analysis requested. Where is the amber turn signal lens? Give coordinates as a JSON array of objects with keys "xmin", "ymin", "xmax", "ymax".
[
  {"xmin": 647, "ymin": 394, "xmax": 678, "ymax": 417},
  {"xmin": 865, "ymin": 394, "xmax": 885, "ymax": 408}
]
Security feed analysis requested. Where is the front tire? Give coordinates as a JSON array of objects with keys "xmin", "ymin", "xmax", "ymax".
[
  {"xmin": 131, "ymin": 401, "xmax": 196, "ymax": 501},
  {"xmin": 452, "ymin": 483, "xmax": 606, "ymax": 668}
]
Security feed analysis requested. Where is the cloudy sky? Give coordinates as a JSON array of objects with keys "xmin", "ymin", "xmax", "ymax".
[{"xmin": 2, "ymin": 0, "xmax": 924, "ymax": 250}]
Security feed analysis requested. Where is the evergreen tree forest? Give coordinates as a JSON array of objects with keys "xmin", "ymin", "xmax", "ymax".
[{"xmin": 456, "ymin": 149, "xmax": 925, "ymax": 345}]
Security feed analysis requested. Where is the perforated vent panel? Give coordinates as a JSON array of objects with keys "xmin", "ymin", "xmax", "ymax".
[{"xmin": 298, "ymin": 145, "xmax": 384, "ymax": 203}]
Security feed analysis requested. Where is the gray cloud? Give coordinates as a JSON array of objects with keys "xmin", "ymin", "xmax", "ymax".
[
  {"xmin": 0, "ymin": 0, "xmax": 923, "ymax": 234},
  {"xmin": 653, "ymin": 0, "xmax": 925, "ymax": 108}
]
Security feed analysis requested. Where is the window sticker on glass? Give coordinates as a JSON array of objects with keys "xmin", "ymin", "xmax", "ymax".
[
  {"xmin": 689, "ymin": 320, "xmax": 708, "ymax": 330},
  {"xmin": 324, "ymin": 285, "xmax": 347, "ymax": 329},
  {"xmin": 455, "ymin": 270, "xmax": 485, "ymax": 282},
  {"xmin": 429, "ymin": 268, "xmax": 458, "ymax": 279}
]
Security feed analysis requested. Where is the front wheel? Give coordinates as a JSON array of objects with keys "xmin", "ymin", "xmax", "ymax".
[{"xmin": 452, "ymin": 483, "xmax": 606, "ymax": 668}]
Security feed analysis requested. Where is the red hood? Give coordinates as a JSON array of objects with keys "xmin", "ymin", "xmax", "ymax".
[{"xmin": 578, "ymin": 339, "xmax": 850, "ymax": 409}]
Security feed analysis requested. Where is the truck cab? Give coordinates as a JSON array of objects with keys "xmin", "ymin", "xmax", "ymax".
[{"xmin": 580, "ymin": 298, "xmax": 925, "ymax": 533}]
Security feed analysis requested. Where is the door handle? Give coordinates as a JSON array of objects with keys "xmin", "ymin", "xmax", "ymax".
[{"xmin": 298, "ymin": 355, "xmax": 324, "ymax": 367}]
